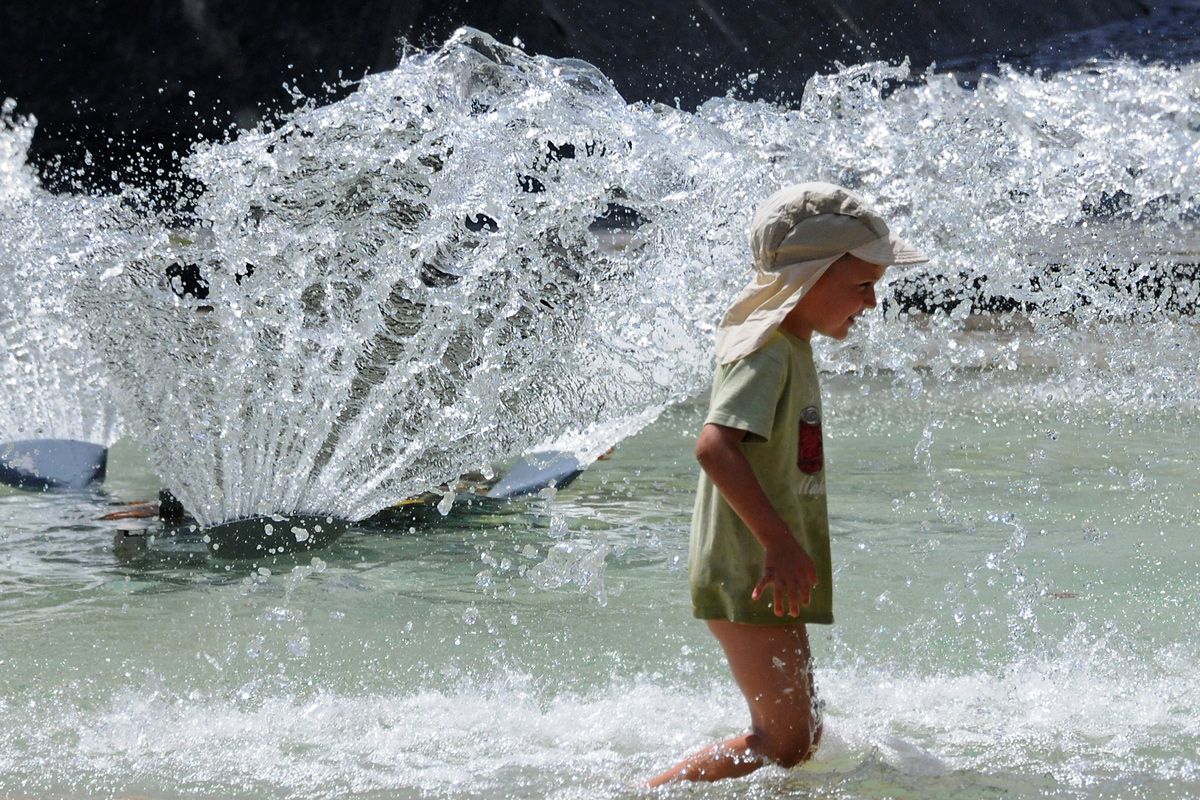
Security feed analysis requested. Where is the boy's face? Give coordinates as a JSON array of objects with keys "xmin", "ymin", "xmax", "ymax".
[{"xmin": 780, "ymin": 254, "xmax": 887, "ymax": 341}]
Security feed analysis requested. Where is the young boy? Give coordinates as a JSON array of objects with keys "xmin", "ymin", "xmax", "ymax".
[{"xmin": 648, "ymin": 183, "xmax": 927, "ymax": 786}]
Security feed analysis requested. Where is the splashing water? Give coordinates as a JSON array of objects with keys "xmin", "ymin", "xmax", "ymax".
[
  {"xmin": 11, "ymin": 29, "xmax": 1200, "ymax": 527},
  {"xmin": 4, "ymin": 23, "xmax": 1200, "ymax": 799},
  {"xmin": 836, "ymin": 60, "xmax": 1200, "ymax": 413},
  {"xmin": 0, "ymin": 99, "xmax": 37, "ymax": 200},
  {"xmin": 0, "ymin": 100, "xmax": 121, "ymax": 447},
  {"xmin": 66, "ymin": 29, "xmax": 761, "ymax": 525}
]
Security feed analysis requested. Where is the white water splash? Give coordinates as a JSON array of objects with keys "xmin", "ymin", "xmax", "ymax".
[
  {"xmin": 5, "ymin": 32, "xmax": 1200, "ymax": 525},
  {"xmin": 0, "ymin": 101, "xmax": 122, "ymax": 446}
]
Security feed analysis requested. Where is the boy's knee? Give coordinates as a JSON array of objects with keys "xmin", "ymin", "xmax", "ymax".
[
  {"xmin": 772, "ymin": 737, "xmax": 818, "ymax": 769},
  {"xmin": 760, "ymin": 720, "xmax": 821, "ymax": 768}
]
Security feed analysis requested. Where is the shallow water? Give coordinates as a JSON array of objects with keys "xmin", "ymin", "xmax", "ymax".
[{"xmin": 3, "ymin": 373, "xmax": 1200, "ymax": 798}]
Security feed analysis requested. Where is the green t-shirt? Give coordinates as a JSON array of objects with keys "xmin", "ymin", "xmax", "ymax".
[{"xmin": 689, "ymin": 330, "xmax": 833, "ymax": 625}]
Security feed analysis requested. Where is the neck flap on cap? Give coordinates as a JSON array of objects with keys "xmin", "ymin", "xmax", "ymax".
[{"xmin": 715, "ymin": 182, "xmax": 926, "ymax": 365}]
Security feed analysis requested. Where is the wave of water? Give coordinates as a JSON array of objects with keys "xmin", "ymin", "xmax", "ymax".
[
  {"xmin": 3, "ymin": 29, "xmax": 1199, "ymax": 525},
  {"xmin": 3, "ymin": 652, "xmax": 1198, "ymax": 799}
]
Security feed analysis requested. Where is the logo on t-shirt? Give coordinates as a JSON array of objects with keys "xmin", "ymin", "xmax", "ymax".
[{"xmin": 798, "ymin": 406, "xmax": 823, "ymax": 474}]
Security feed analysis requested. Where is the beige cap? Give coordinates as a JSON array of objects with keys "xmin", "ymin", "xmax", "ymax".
[{"xmin": 715, "ymin": 182, "xmax": 928, "ymax": 364}]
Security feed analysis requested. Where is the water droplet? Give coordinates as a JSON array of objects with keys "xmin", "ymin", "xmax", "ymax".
[{"xmin": 286, "ymin": 630, "xmax": 310, "ymax": 658}]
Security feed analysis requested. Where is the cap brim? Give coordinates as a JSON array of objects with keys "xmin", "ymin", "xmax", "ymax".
[{"xmin": 849, "ymin": 233, "xmax": 928, "ymax": 266}]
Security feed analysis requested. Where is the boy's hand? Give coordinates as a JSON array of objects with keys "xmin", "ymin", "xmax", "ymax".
[{"xmin": 752, "ymin": 534, "xmax": 818, "ymax": 617}]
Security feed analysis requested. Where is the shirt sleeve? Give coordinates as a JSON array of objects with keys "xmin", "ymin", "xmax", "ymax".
[{"xmin": 704, "ymin": 340, "xmax": 787, "ymax": 443}]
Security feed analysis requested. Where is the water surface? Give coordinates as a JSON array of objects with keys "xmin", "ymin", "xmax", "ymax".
[
  {"xmin": 3, "ymin": 377, "xmax": 1199, "ymax": 798},
  {"xmin": 3, "ymin": 13, "xmax": 1200, "ymax": 800}
]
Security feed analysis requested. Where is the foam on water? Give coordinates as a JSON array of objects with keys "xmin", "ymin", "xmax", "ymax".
[
  {"xmin": 0, "ymin": 673, "xmax": 722, "ymax": 797},
  {"xmin": 824, "ymin": 648, "xmax": 1200, "ymax": 783},
  {"xmin": 3, "ymin": 649, "xmax": 1200, "ymax": 798}
]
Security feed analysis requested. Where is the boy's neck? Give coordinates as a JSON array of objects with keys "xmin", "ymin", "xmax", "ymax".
[
  {"xmin": 776, "ymin": 326, "xmax": 812, "ymax": 348},
  {"xmin": 778, "ymin": 317, "xmax": 812, "ymax": 342}
]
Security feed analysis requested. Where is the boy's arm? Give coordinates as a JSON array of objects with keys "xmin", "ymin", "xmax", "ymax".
[{"xmin": 696, "ymin": 422, "xmax": 818, "ymax": 618}]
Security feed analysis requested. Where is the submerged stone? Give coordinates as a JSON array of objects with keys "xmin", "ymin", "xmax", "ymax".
[
  {"xmin": 0, "ymin": 439, "xmax": 107, "ymax": 491},
  {"xmin": 199, "ymin": 515, "xmax": 350, "ymax": 559}
]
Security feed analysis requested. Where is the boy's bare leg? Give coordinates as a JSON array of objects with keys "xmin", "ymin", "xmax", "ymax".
[{"xmin": 646, "ymin": 620, "xmax": 821, "ymax": 787}]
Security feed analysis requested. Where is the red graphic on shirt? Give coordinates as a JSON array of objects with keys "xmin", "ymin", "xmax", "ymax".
[{"xmin": 798, "ymin": 406, "xmax": 823, "ymax": 474}]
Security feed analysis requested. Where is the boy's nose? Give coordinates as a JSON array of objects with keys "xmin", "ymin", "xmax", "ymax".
[{"xmin": 863, "ymin": 288, "xmax": 878, "ymax": 308}]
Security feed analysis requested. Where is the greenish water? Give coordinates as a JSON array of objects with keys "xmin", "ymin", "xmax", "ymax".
[
  {"xmin": 3, "ymin": 372, "xmax": 1199, "ymax": 799},
  {"xmin": 5, "ymin": 18, "xmax": 1200, "ymax": 800}
]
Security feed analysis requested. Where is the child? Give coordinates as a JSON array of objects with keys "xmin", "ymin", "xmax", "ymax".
[{"xmin": 648, "ymin": 183, "xmax": 927, "ymax": 786}]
